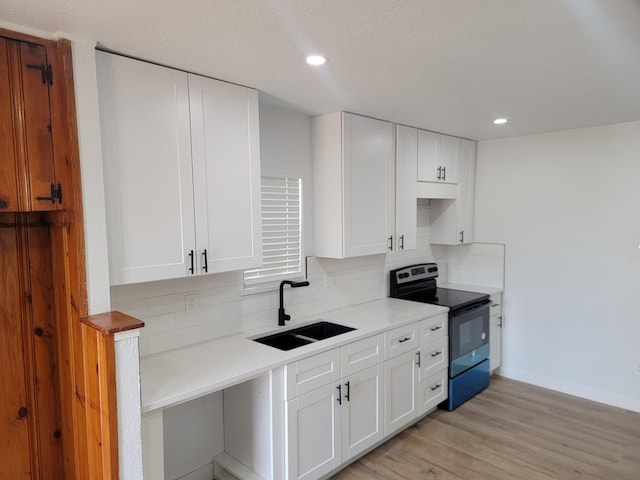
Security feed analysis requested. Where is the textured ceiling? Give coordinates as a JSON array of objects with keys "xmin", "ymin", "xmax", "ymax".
[{"xmin": 1, "ymin": 0, "xmax": 639, "ymax": 139}]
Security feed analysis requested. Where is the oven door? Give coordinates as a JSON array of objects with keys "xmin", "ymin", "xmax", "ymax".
[{"xmin": 449, "ymin": 300, "xmax": 490, "ymax": 377}]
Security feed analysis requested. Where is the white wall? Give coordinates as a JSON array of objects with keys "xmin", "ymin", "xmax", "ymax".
[{"xmin": 474, "ymin": 121, "xmax": 640, "ymax": 411}]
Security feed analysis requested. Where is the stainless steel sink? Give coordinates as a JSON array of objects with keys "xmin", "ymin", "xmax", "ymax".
[{"xmin": 252, "ymin": 320, "xmax": 356, "ymax": 351}]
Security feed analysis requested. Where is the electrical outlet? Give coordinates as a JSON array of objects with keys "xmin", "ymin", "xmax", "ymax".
[
  {"xmin": 185, "ymin": 293, "xmax": 199, "ymax": 314},
  {"xmin": 634, "ymin": 360, "xmax": 640, "ymax": 377}
]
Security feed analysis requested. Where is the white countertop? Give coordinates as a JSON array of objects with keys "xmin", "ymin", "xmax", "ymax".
[
  {"xmin": 439, "ymin": 283, "xmax": 504, "ymax": 296},
  {"xmin": 140, "ymin": 297, "xmax": 449, "ymax": 413}
]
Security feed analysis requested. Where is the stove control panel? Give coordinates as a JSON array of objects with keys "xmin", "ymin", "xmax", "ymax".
[{"xmin": 391, "ymin": 263, "xmax": 438, "ymax": 285}]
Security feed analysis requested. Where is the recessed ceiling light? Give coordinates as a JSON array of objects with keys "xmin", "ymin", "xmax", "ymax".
[
  {"xmin": 306, "ymin": 55, "xmax": 327, "ymax": 66},
  {"xmin": 493, "ymin": 118, "xmax": 508, "ymax": 125}
]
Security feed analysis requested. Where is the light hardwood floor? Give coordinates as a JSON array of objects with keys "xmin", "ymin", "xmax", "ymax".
[{"xmin": 332, "ymin": 376, "xmax": 640, "ymax": 480}]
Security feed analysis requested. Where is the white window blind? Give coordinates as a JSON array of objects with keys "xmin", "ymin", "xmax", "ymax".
[{"xmin": 244, "ymin": 176, "xmax": 302, "ymax": 284}]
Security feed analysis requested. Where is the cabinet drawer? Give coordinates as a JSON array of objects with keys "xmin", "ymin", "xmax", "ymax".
[
  {"xmin": 490, "ymin": 294, "xmax": 502, "ymax": 316},
  {"xmin": 418, "ymin": 337, "xmax": 448, "ymax": 381},
  {"xmin": 285, "ymin": 348, "xmax": 341, "ymax": 401},
  {"xmin": 341, "ymin": 334, "xmax": 383, "ymax": 377},
  {"xmin": 384, "ymin": 323, "xmax": 420, "ymax": 360},
  {"xmin": 419, "ymin": 313, "xmax": 447, "ymax": 345},
  {"xmin": 419, "ymin": 370, "xmax": 448, "ymax": 415}
]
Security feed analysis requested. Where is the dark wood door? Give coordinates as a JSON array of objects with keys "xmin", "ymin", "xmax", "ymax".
[
  {"xmin": 0, "ymin": 221, "xmax": 33, "ymax": 478},
  {"xmin": 0, "ymin": 216, "xmax": 64, "ymax": 479},
  {"xmin": 0, "ymin": 37, "xmax": 59, "ymax": 212}
]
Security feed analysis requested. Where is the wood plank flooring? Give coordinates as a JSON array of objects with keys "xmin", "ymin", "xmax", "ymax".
[{"xmin": 332, "ymin": 376, "xmax": 640, "ymax": 480}]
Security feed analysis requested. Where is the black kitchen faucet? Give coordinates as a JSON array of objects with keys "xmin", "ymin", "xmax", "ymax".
[{"xmin": 278, "ymin": 280, "xmax": 310, "ymax": 325}]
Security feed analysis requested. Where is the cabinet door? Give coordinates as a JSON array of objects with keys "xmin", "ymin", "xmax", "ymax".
[
  {"xmin": 490, "ymin": 294, "xmax": 503, "ymax": 372},
  {"xmin": 384, "ymin": 351, "xmax": 418, "ymax": 436},
  {"xmin": 189, "ymin": 74, "xmax": 262, "ymax": 273},
  {"xmin": 457, "ymin": 138, "xmax": 476, "ymax": 244},
  {"xmin": 417, "ymin": 129, "xmax": 439, "ymax": 182},
  {"xmin": 439, "ymin": 134, "xmax": 460, "ymax": 184},
  {"xmin": 341, "ymin": 365, "xmax": 383, "ymax": 461},
  {"xmin": 394, "ymin": 125, "xmax": 417, "ymax": 251},
  {"xmin": 429, "ymin": 139, "xmax": 476, "ymax": 245},
  {"xmin": 343, "ymin": 113, "xmax": 395, "ymax": 257},
  {"xmin": 0, "ymin": 39, "xmax": 58, "ymax": 212},
  {"xmin": 286, "ymin": 384, "xmax": 341, "ymax": 480},
  {"xmin": 97, "ymin": 52, "xmax": 196, "ymax": 285}
]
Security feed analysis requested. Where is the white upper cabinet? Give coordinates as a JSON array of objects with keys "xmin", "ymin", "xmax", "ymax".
[
  {"xmin": 313, "ymin": 112, "xmax": 395, "ymax": 258},
  {"xmin": 394, "ymin": 125, "xmax": 417, "ymax": 252},
  {"xmin": 430, "ymin": 138, "xmax": 476, "ymax": 245},
  {"xmin": 189, "ymin": 74, "xmax": 261, "ymax": 274},
  {"xmin": 97, "ymin": 52, "xmax": 261, "ymax": 285},
  {"xmin": 417, "ymin": 130, "xmax": 460, "ymax": 184}
]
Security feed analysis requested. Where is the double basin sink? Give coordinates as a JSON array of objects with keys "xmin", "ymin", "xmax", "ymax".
[{"xmin": 252, "ymin": 320, "xmax": 356, "ymax": 351}]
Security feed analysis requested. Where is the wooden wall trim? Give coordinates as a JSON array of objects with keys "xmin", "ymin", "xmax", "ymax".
[{"xmin": 81, "ymin": 311, "xmax": 145, "ymax": 336}]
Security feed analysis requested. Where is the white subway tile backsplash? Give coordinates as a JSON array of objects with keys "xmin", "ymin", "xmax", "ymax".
[
  {"xmin": 147, "ymin": 325, "xmax": 203, "ymax": 355},
  {"xmin": 140, "ymin": 313, "xmax": 175, "ymax": 336},
  {"xmin": 444, "ymin": 242, "xmax": 505, "ymax": 287},
  {"xmin": 117, "ymin": 202, "xmax": 454, "ymax": 357}
]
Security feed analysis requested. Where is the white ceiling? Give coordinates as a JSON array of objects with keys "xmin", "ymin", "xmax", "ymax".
[{"xmin": 2, "ymin": 0, "xmax": 639, "ymax": 140}]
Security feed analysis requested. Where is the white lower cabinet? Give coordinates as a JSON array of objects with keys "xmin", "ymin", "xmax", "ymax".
[
  {"xmin": 490, "ymin": 294, "xmax": 503, "ymax": 372},
  {"xmin": 222, "ymin": 315, "xmax": 449, "ymax": 480},
  {"xmin": 286, "ymin": 383, "xmax": 342, "ymax": 480},
  {"xmin": 285, "ymin": 336, "xmax": 384, "ymax": 480},
  {"xmin": 383, "ymin": 313, "xmax": 448, "ymax": 436},
  {"xmin": 384, "ymin": 350, "xmax": 419, "ymax": 435},
  {"xmin": 340, "ymin": 365, "xmax": 384, "ymax": 460}
]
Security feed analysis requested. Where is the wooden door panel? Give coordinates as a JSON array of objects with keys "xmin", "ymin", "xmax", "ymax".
[
  {"xmin": 18, "ymin": 42, "xmax": 56, "ymax": 211},
  {"xmin": 0, "ymin": 39, "xmax": 20, "ymax": 211},
  {"xmin": 24, "ymin": 222, "xmax": 64, "ymax": 478},
  {"xmin": 0, "ymin": 224, "xmax": 33, "ymax": 478}
]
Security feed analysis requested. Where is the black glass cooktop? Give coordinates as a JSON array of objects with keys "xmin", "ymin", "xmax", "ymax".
[{"xmin": 403, "ymin": 287, "xmax": 489, "ymax": 311}]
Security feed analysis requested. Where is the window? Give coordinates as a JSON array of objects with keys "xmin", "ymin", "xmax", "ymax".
[{"xmin": 244, "ymin": 176, "xmax": 303, "ymax": 286}]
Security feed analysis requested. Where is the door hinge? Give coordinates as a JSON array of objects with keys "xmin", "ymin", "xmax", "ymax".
[
  {"xmin": 26, "ymin": 63, "xmax": 53, "ymax": 85},
  {"xmin": 36, "ymin": 183, "xmax": 63, "ymax": 205}
]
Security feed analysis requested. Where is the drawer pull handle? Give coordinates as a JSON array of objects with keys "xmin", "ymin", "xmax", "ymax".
[
  {"xmin": 398, "ymin": 336, "xmax": 411, "ymax": 343},
  {"xmin": 431, "ymin": 351, "xmax": 442, "ymax": 357},
  {"xmin": 415, "ymin": 351, "xmax": 421, "ymax": 367},
  {"xmin": 344, "ymin": 381, "xmax": 350, "ymax": 402},
  {"xmin": 188, "ymin": 250, "xmax": 194, "ymax": 274},
  {"xmin": 336, "ymin": 384, "xmax": 342, "ymax": 405},
  {"xmin": 491, "ymin": 303, "xmax": 500, "ymax": 307},
  {"xmin": 430, "ymin": 384, "xmax": 442, "ymax": 391},
  {"xmin": 430, "ymin": 325, "xmax": 442, "ymax": 332}
]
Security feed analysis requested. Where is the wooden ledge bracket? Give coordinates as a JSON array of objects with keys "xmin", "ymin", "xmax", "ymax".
[{"xmin": 81, "ymin": 311, "xmax": 145, "ymax": 336}]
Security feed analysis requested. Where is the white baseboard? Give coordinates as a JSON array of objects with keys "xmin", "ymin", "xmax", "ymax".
[{"xmin": 499, "ymin": 367, "xmax": 640, "ymax": 413}]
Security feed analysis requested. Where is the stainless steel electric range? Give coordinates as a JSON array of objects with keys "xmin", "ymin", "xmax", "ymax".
[{"xmin": 389, "ymin": 263, "xmax": 491, "ymax": 410}]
